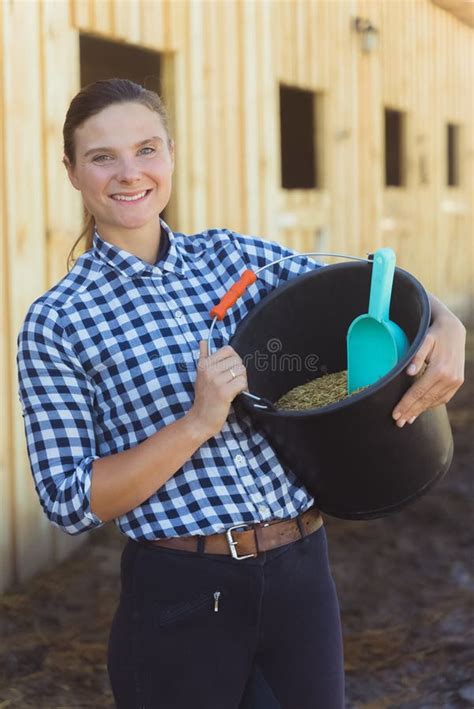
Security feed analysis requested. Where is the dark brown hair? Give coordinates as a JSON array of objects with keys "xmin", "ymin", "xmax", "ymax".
[{"xmin": 63, "ymin": 78, "xmax": 171, "ymax": 271}]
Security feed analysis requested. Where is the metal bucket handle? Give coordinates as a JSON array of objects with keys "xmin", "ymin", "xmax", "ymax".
[{"xmin": 207, "ymin": 251, "xmax": 373, "ymax": 411}]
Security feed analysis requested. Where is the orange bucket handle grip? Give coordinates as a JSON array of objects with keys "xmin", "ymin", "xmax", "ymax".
[{"xmin": 209, "ymin": 269, "xmax": 258, "ymax": 320}]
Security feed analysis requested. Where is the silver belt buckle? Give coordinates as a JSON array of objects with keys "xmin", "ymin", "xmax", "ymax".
[{"xmin": 225, "ymin": 524, "xmax": 257, "ymax": 560}]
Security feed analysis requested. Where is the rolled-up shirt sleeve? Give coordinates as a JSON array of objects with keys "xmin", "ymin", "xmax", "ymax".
[{"xmin": 16, "ymin": 301, "xmax": 104, "ymax": 535}]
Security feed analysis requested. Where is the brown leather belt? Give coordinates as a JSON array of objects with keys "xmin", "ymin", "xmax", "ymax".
[{"xmin": 143, "ymin": 506, "xmax": 323, "ymax": 559}]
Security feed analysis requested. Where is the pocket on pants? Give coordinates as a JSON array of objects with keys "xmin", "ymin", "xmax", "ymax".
[{"xmin": 154, "ymin": 588, "xmax": 227, "ymax": 628}]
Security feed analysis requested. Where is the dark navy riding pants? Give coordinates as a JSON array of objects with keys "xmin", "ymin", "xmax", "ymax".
[{"xmin": 107, "ymin": 523, "xmax": 345, "ymax": 709}]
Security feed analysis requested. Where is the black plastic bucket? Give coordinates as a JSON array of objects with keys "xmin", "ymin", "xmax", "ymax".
[{"xmin": 230, "ymin": 261, "xmax": 454, "ymax": 520}]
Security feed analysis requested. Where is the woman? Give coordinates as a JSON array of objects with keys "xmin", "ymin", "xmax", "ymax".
[{"xmin": 16, "ymin": 79, "xmax": 465, "ymax": 709}]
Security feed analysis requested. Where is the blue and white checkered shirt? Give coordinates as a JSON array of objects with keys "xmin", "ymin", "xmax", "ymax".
[{"xmin": 16, "ymin": 219, "xmax": 323, "ymax": 540}]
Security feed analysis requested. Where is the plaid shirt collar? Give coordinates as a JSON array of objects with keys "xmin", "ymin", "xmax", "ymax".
[{"xmin": 92, "ymin": 218, "xmax": 188, "ymax": 278}]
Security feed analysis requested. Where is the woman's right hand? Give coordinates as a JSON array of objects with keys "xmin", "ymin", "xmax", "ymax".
[{"xmin": 187, "ymin": 341, "xmax": 248, "ymax": 440}]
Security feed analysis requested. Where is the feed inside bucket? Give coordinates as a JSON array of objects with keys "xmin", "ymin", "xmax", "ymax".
[{"xmin": 346, "ymin": 248, "xmax": 409, "ymax": 393}]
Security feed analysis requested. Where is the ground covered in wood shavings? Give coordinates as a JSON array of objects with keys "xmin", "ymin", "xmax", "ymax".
[{"xmin": 0, "ymin": 333, "xmax": 473, "ymax": 709}]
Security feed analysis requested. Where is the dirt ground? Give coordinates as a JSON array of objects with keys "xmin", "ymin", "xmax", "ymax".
[{"xmin": 1, "ymin": 333, "xmax": 472, "ymax": 709}]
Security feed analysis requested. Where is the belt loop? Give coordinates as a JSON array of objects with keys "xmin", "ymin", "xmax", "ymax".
[
  {"xmin": 296, "ymin": 514, "xmax": 306, "ymax": 539},
  {"xmin": 197, "ymin": 536, "xmax": 205, "ymax": 553},
  {"xmin": 254, "ymin": 527, "xmax": 261, "ymax": 555}
]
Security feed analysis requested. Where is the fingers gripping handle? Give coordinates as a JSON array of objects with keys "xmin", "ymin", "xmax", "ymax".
[
  {"xmin": 208, "ymin": 268, "xmax": 275, "ymax": 410},
  {"xmin": 209, "ymin": 269, "xmax": 258, "ymax": 320}
]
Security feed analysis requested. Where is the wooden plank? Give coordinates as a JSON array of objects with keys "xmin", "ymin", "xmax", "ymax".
[
  {"xmin": 329, "ymin": 0, "xmax": 357, "ymax": 254},
  {"xmin": 404, "ymin": 1, "xmax": 416, "ymax": 192},
  {"xmin": 167, "ymin": 0, "xmax": 189, "ymax": 231},
  {"xmin": 357, "ymin": 0, "xmax": 383, "ymax": 258},
  {"xmin": 432, "ymin": 0, "xmax": 446, "ymax": 298},
  {"xmin": 3, "ymin": 0, "xmax": 54, "ymax": 585},
  {"xmin": 280, "ymin": 0, "xmax": 296, "ymax": 84},
  {"xmin": 319, "ymin": 0, "xmax": 331, "ymax": 90},
  {"xmin": 307, "ymin": 0, "xmax": 319, "ymax": 89},
  {"xmin": 444, "ymin": 13, "xmax": 471, "ymax": 301},
  {"xmin": 344, "ymin": 0, "xmax": 359, "ymax": 257},
  {"xmin": 164, "ymin": 0, "xmax": 179, "ymax": 51},
  {"xmin": 0, "ymin": 0, "xmax": 15, "ymax": 594},
  {"xmin": 113, "ymin": 0, "xmax": 141, "ymax": 44},
  {"xmin": 295, "ymin": 0, "xmax": 308, "ymax": 87},
  {"xmin": 412, "ymin": 0, "xmax": 434, "ymax": 288},
  {"xmin": 239, "ymin": 0, "xmax": 260, "ymax": 234},
  {"xmin": 90, "ymin": 0, "xmax": 114, "ymax": 36},
  {"xmin": 380, "ymin": 0, "xmax": 392, "ymax": 106},
  {"xmin": 42, "ymin": 3, "xmax": 88, "ymax": 565},
  {"xmin": 42, "ymin": 1, "xmax": 83, "ymax": 291},
  {"xmin": 274, "ymin": 0, "xmax": 283, "ymax": 80},
  {"xmin": 452, "ymin": 12, "xmax": 461, "ymax": 120},
  {"xmin": 203, "ymin": 0, "xmax": 221, "ymax": 228},
  {"xmin": 70, "ymin": 0, "xmax": 91, "ymax": 31},
  {"xmin": 186, "ymin": 0, "xmax": 207, "ymax": 231},
  {"xmin": 141, "ymin": 0, "xmax": 167, "ymax": 50},
  {"xmin": 257, "ymin": 0, "xmax": 279, "ymax": 238},
  {"xmin": 461, "ymin": 22, "xmax": 474, "ymax": 262},
  {"xmin": 221, "ymin": 0, "xmax": 243, "ymax": 232}
]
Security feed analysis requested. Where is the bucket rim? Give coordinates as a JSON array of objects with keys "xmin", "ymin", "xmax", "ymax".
[{"xmin": 233, "ymin": 260, "xmax": 431, "ymax": 417}]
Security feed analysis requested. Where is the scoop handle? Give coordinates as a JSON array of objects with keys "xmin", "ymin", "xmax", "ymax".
[{"xmin": 368, "ymin": 248, "xmax": 396, "ymax": 322}]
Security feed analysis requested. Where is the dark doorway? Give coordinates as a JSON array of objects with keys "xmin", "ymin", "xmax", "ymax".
[{"xmin": 80, "ymin": 34, "xmax": 161, "ymax": 93}]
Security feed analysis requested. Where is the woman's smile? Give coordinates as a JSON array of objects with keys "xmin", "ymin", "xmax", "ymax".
[{"xmin": 110, "ymin": 188, "xmax": 153, "ymax": 203}]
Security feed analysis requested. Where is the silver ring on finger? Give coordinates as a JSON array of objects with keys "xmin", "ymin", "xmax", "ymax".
[{"xmin": 229, "ymin": 368, "xmax": 237, "ymax": 380}]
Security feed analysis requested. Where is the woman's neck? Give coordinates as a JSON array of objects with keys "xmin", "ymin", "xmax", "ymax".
[{"xmin": 95, "ymin": 219, "xmax": 162, "ymax": 265}]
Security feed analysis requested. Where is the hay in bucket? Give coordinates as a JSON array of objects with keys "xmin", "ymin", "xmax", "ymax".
[{"xmin": 275, "ymin": 370, "xmax": 367, "ymax": 411}]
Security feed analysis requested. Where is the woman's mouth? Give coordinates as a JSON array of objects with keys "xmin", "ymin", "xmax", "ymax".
[{"xmin": 110, "ymin": 189, "xmax": 152, "ymax": 203}]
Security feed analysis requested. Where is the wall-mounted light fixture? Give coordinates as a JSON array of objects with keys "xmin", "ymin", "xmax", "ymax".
[{"xmin": 353, "ymin": 17, "xmax": 379, "ymax": 52}]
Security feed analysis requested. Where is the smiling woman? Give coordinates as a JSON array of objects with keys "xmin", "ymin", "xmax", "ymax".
[
  {"xmin": 62, "ymin": 80, "xmax": 174, "ymax": 268},
  {"xmin": 63, "ymin": 101, "xmax": 174, "ymax": 263},
  {"xmin": 15, "ymin": 78, "xmax": 465, "ymax": 709}
]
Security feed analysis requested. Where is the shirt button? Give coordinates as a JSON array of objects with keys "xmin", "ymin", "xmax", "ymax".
[
  {"xmin": 234, "ymin": 454, "xmax": 245, "ymax": 466},
  {"xmin": 175, "ymin": 310, "xmax": 184, "ymax": 321},
  {"xmin": 258, "ymin": 504, "xmax": 270, "ymax": 517}
]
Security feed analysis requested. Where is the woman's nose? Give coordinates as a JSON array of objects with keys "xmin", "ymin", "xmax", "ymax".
[{"xmin": 116, "ymin": 158, "xmax": 141, "ymax": 182}]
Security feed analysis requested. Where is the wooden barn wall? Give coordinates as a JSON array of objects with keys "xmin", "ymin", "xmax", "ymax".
[
  {"xmin": 1, "ymin": 0, "xmax": 473, "ymax": 592},
  {"xmin": 2, "ymin": 0, "xmax": 51, "ymax": 593},
  {"xmin": 357, "ymin": 0, "xmax": 473, "ymax": 311}
]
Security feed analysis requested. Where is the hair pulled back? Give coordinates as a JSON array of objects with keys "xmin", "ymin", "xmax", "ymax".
[{"xmin": 63, "ymin": 78, "xmax": 171, "ymax": 271}]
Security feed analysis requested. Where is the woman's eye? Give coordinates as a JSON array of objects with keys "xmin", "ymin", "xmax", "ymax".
[{"xmin": 91, "ymin": 147, "xmax": 155, "ymax": 163}]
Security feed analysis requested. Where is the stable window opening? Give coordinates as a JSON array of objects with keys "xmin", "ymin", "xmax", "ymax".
[
  {"xmin": 279, "ymin": 85, "xmax": 323, "ymax": 190},
  {"xmin": 80, "ymin": 34, "xmax": 161, "ymax": 93},
  {"xmin": 384, "ymin": 108, "xmax": 405, "ymax": 187},
  {"xmin": 447, "ymin": 123, "xmax": 460, "ymax": 187}
]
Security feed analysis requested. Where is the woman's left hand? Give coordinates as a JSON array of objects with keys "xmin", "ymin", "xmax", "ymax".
[{"xmin": 392, "ymin": 293, "xmax": 466, "ymax": 427}]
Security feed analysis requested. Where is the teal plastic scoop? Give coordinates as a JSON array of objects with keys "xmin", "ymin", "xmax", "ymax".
[{"xmin": 347, "ymin": 248, "xmax": 409, "ymax": 393}]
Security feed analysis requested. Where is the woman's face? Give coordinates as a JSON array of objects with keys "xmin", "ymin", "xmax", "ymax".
[{"xmin": 65, "ymin": 102, "xmax": 174, "ymax": 237}]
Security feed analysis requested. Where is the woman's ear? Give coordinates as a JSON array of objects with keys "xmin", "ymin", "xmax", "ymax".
[{"xmin": 63, "ymin": 155, "xmax": 81, "ymax": 190}]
